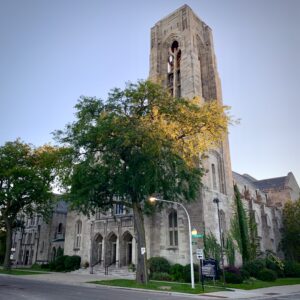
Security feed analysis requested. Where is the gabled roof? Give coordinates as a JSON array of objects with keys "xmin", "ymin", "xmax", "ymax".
[
  {"xmin": 254, "ymin": 176, "xmax": 287, "ymax": 191},
  {"xmin": 233, "ymin": 171, "xmax": 289, "ymax": 192},
  {"xmin": 232, "ymin": 171, "xmax": 258, "ymax": 190}
]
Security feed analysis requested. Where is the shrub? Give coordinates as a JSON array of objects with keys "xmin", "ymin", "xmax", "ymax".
[
  {"xmin": 183, "ymin": 264, "xmax": 199, "ymax": 283},
  {"xmin": 64, "ymin": 255, "xmax": 81, "ymax": 271},
  {"xmin": 41, "ymin": 263, "xmax": 49, "ymax": 269},
  {"xmin": 49, "ymin": 261, "xmax": 56, "ymax": 271},
  {"xmin": 224, "ymin": 271, "xmax": 243, "ymax": 284},
  {"xmin": 170, "ymin": 264, "xmax": 185, "ymax": 281},
  {"xmin": 54, "ymin": 255, "xmax": 67, "ymax": 271},
  {"xmin": 148, "ymin": 257, "xmax": 171, "ymax": 274},
  {"xmin": 56, "ymin": 247, "xmax": 64, "ymax": 258},
  {"xmin": 224, "ymin": 266, "xmax": 240, "ymax": 275},
  {"xmin": 48, "ymin": 255, "xmax": 81, "ymax": 272},
  {"xmin": 240, "ymin": 268, "xmax": 250, "ymax": 280},
  {"xmin": 243, "ymin": 259, "xmax": 265, "ymax": 277},
  {"xmin": 31, "ymin": 263, "xmax": 41, "ymax": 270},
  {"xmin": 128, "ymin": 263, "xmax": 136, "ymax": 272},
  {"xmin": 151, "ymin": 272, "xmax": 172, "ymax": 281},
  {"xmin": 265, "ymin": 253, "xmax": 284, "ymax": 277},
  {"xmin": 257, "ymin": 268, "xmax": 277, "ymax": 282},
  {"xmin": 224, "ymin": 266, "xmax": 243, "ymax": 284},
  {"xmin": 284, "ymin": 261, "xmax": 300, "ymax": 277}
]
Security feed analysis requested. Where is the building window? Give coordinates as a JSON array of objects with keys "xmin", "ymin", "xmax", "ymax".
[
  {"xmin": 211, "ymin": 163, "xmax": 217, "ymax": 190},
  {"xmin": 115, "ymin": 203, "xmax": 124, "ymax": 215},
  {"xmin": 40, "ymin": 241, "xmax": 44, "ymax": 253},
  {"xmin": 58, "ymin": 223, "xmax": 63, "ymax": 234},
  {"xmin": 168, "ymin": 209, "xmax": 178, "ymax": 246},
  {"xmin": 75, "ymin": 220, "xmax": 82, "ymax": 249},
  {"xmin": 27, "ymin": 233, "xmax": 32, "ymax": 244},
  {"xmin": 167, "ymin": 40, "xmax": 181, "ymax": 97}
]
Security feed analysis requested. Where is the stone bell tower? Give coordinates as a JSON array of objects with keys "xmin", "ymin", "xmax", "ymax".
[{"xmin": 147, "ymin": 5, "xmax": 234, "ymax": 263}]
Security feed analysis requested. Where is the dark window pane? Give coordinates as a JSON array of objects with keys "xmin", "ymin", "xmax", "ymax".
[{"xmin": 174, "ymin": 231, "xmax": 178, "ymax": 246}]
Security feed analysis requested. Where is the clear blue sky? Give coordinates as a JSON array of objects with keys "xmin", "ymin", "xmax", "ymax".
[{"xmin": 0, "ymin": 0, "xmax": 299, "ymax": 184}]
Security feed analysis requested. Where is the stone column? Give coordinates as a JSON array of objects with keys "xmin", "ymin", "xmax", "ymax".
[
  {"xmin": 132, "ymin": 237, "xmax": 136, "ymax": 266},
  {"xmin": 116, "ymin": 236, "xmax": 120, "ymax": 268}
]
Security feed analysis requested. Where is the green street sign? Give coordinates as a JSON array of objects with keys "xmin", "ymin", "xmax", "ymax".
[{"xmin": 192, "ymin": 233, "xmax": 204, "ymax": 238}]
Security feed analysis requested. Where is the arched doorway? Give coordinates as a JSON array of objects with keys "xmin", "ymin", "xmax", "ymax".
[
  {"xmin": 29, "ymin": 249, "xmax": 34, "ymax": 265},
  {"xmin": 120, "ymin": 231, "xmax": 133, "ymax": 267},
  {"xmin": 24, "ymin": 250, "xmax": 29, "ymax": 265},
  {"xmin": 92, "ymin": 234, "xmax": 103, "ymax": 265},
  {"xmin": 51, "ymin": 247, "xmax": 56, "ymax": 262},
  {"xmin": 105, "ymin": 232, "xmax": 117, "ymax": 266}
]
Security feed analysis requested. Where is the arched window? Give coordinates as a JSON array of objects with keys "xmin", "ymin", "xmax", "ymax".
[
  {"xmin": 211, "ymin": 163, "xmax": 217, "ymax": 190},
  {"xmin": 58, "ymin": 223, "xmax": 63, "ymax": 234},
  {"xmin": 167, "ymin": 40, "xmax": 181, "ymax": 97},
  {"xmin": 40, "ymin": 241, "xmax": 44, "ymax": 253},
  {"xmin": 75, "ymin": 220, "xmax": 82, "ymax": 249},
  {"xmin": 52, "ymin": 247, "xmax": 56, "ymax": 262},
  {"xmin": 168, "ymin": 209, "xmax": 178, "ymax": 246}
]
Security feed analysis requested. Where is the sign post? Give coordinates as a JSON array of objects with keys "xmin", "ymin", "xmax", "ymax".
[{"xmin": 196, "ymin": 249, "xmax": 205, "ymax": 292}]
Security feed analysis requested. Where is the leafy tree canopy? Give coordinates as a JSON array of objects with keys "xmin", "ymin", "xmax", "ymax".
[
  {"xmin": 56, "ymin": 80, "xmax": 230, "ymax": 213},
  {"xmin": 0, "ymin": 139, "xmax": 67, "ymax": 269},
  {"xmin": 55, "ymin": 80, "xmax": 230, "ymax": 283},
  {"xmin": 282, "ymin": 199, "xmax": 300, "ymax": 261}
]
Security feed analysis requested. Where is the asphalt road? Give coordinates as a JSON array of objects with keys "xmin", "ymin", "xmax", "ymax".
[
  {"xmin": 1, "ymin": 276, "xmax": 300, "ymax": 300},
  {"xmin": 0, "ymin": 276, "xmax": 198, "ymax": 300}
]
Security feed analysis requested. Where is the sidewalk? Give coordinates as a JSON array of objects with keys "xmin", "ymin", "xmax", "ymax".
[
  {"xmin": 8, "ymin": 271, "xmax": 300, "ymax": 299},
  {"xmin": 207, "ymin": 284, "xmax": 300, "ymax": 299}
]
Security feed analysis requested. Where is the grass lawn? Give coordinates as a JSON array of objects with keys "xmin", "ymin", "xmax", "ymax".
[
  {"xmin": 90, "ymin": 279, "xmax": 227, "ymax": 294},
  {"xmin": 224, "ymin": 278, "xmax": 300, "ymax": 290},
  {"xmin": 0, "ymin": 268, "xmax": 49, "ymax": 276}
]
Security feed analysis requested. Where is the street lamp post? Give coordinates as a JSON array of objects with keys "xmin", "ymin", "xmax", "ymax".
[
  {"xmin": 213, "ymin": 197, "xmax": 225, "ymax": 285},
  {"xmin": 149, "ymin": 197, "xmax": 195, "ymax": 289}
]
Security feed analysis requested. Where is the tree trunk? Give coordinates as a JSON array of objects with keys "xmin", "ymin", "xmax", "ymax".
[
  {"xmin": 3, "ymin": 217, "xmax": 12, "ymax": 270},
  {"xmin": 132, "ymin": 201, "xmax": 148, "ymax": 284}
]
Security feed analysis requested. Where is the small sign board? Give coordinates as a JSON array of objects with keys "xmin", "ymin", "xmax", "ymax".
[
  {"xmin": 141, "ymin": 247, "xmax": 146, "ymax": 255},
  {"xmin": 196, "ymin": 248, "xmax": 204, "ymax": 260},
  {"xmin": 192, "ymin": 233, "xmax": 204, "ymax": 238},
  {"xmin": 202, "ymin": 259, "xmax": 218, "ymax": 278}
]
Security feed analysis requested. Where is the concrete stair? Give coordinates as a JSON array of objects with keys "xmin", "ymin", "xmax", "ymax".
[{"xmin": 72, "ymin": 264, "xmax": 135, "ymax": 279}]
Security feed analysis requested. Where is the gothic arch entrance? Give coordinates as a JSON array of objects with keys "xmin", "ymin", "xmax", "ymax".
[
  {"xmin": 120, "ymin": 231, "xmax": 133, "ymax": 267},
  {"xmin": 51, "ymin": 247, "xmax": 56, "ymax": 262},
  {"xmin": 105, "ymin": 232, "xmax": 117, "ymax": 266},
  {"xmin": 92, "ymin": 233, "xmax": 103, "ymax": 265},
  {"xmin": 24, "ymin": 250, "xmax": 29, "ymax": 265}
]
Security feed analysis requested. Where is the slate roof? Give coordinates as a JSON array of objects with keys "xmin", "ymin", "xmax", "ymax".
[
  {"xmin": 233, "ymin": 171, "xmax": 288, "ymax": 192},
  {"xmin": 254, "ymin": 176, "xmax": 287, "ymax": 191}
]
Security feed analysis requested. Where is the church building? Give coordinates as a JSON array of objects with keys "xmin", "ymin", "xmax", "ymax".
[
  {"xmin": 64, "ymin": 5, "xmax": 241, "ymax": 268},
  {"xmin": 12, "ymin": 5, "xmax": 300, "ymax": 270}
]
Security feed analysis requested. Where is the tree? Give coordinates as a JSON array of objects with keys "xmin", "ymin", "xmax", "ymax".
[
  {"xmin": 231, "ymin": 185, "xmax": 250, "ymax": 265},
  {"xmin": 281, "ymin": 199, "xmax": 300, "ymax": 261},
  {"xmin": 0, "ymin": 140, "xmax": 65, "ymax": 269},
  {"xmin": 0, "ymin": 219, "xmax": 5, "ymax": 264},
  {"xmin": 55, "ymin": 80, "xmax": 230, "ymax": 283},
  {"xmin": 204, "ymin": 232, "xmax": 221, "ymax": 263}
]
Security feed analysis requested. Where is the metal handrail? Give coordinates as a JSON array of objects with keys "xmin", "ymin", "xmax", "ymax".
[{"xmin": 104, "ymin": 260, "xmax": 119, "ymax": 275}]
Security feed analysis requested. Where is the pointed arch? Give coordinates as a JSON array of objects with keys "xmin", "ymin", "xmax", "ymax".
[
  {"xmin": 168, "ymin": 208, "xmax": 178, "ymax": 246},
  {"xmin": 120, "ymin": 231, "xmax": 133, "ymax": 266}
]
